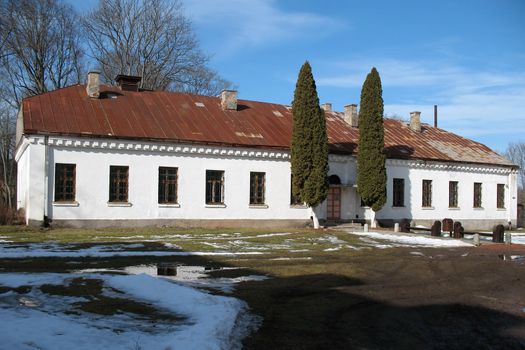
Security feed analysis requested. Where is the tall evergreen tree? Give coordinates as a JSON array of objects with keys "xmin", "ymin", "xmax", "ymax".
[
  {"xmin": 357, "ymin": 67, "xmax": 387, "ymax": 215},
  {"xmin": 291, "ymin": 61, "xmax": 328, "ymax": 227}
]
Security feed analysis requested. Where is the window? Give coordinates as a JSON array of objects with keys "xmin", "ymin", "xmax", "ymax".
[
  {"xmin": 250, "ymin": 172, "xmax": 266, "ymax": 205},
  {"xmin": 393, "ymin": 178, "xmax": 404, "ymax": 207},
  {"xmin": 497, "ymin": 184, "xmax": 505, "ymax": 209},
  {"xmin": 158, "ymin": 167, "xmax": 178, "ymax": 204},
  {"xmin": 290, "ymin": 175, "xmax": 302, "ymax": 205},
  {"xmin": 449, "ymin": 181, "xmax": 458, "ymax": 208},
  {"xmin": 473, "ymin": 182, "xmax": 482, "ymax": 208},
  {"xmin": 109, "ymin": 166, "xmax": 129, "ymax": 202},
  {"xmin": 54, "ymin": 163, "xmax": 76, "ymax": 202},
  {"xmin": 206, "ymin": 170, "xmax": 224, "ymax": 204},
  {"xmin": 422, "ymin": 179, "xmax": 432, "ymax": 207}
]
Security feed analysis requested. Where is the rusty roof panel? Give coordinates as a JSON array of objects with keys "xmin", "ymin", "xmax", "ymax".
[{"xmin": 21, "ymin": 84, "xmax": 515, "ymax": 167}]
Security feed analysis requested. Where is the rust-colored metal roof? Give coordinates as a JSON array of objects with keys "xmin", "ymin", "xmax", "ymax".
[{"xmin": 22, "ymin": 84, "xmax": 515, "ymax": 167}]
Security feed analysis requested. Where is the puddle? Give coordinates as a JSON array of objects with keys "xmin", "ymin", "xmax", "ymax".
[
  {"xmin": 76, "ymin": 263, "xmax": 268, "ymax": 293},
  {"xmin": 498, "ymin": 255, "xmax": 525, "ymax": 262}
]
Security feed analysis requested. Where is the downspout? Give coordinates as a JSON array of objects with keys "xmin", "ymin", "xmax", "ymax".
[
  {"xmin": 508, "ymin": 170, "xmax": 515, "ymax": 228},
  {"xmin": 43, "ymin": 135, "xmax": 50, "ymax": 227}
]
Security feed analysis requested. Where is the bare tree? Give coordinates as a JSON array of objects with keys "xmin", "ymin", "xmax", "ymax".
[
  {"xmin": 0, "ymin": 0, "xmax": 83, "ymax": 213},
  {"xmin": 505, "ymin": 141, "xmax": 525, "ymax": 204},
  {"xmin": 0, "ymin": 104, "xmax": 16, "ymax": 209},
  {"xmin": 0, "ymin": 0, "xmax": 83, "ymax": 106},
  {"xmin": 83, "ymin": 0, "xmax": 231, "ymax": 95}
]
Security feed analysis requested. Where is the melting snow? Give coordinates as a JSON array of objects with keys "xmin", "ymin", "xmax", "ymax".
[
  {"xmin": 349, "ymin": 231, "xmax": 473, "ymax": 248},
  {"xmin": 0, "ymin": 243, "xmax": 266, "ymax": 259},
  {"xmin": 0, "ymin": 273, "xmax": 259, "ymax": 350}
]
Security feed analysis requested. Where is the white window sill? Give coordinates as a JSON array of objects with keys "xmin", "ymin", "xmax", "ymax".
[
  {"xmin": 473, "ymin": 207, "xmax": 484, "ymax": 210},
  {"xmin": 421, "ymin": 206, "xmax": 434, "ymax": 210},
  {"xmin": 497, "ymin": 208, "xmax": 506, "ymax": 211},
  {"xmin": 290, "ymin": 204, "xmax": 307, "ymax": 209},
  {"xmin": 107, "ymin": 202, "xmax": 132, "ymax": 207},
  {"xmin": 52, "ymin": 201, "xmax": 79, "ymax": 207},
  {"xmin": 448, "ymin": 207, "xmax": 460, "ymax": 210},
  {"xmin": 392, "ymin": 206, "xmax": 405, "ymax": 209},
  {"xmin": 158, "ymin": 203, "xmax": 180, "ymax": 208},
  {"xmin": 249, "ymin": 204, "xmax": 269, "ymax": 209},
  {"xmin": 205, "ymin": 204, "xmax": 226, "ymax": 208}
]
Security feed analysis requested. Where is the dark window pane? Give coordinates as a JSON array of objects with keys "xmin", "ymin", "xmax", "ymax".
[
  {"xmin": 393, "ymin": 178, "xmax": 404, "ymax": 207},
  {"xmin": 158, "ymin": 167, "xmax": 178, "ymax": 204},
  {"xmin": 206, "ymin": 170, "xmax": 224, "ymax": 204},
  {"xmin": 449, "ymin": 181, "xmax": 458, "ymax": 207},
  {"xmin": 473, "ymin": 182, "xmax": 482, "ymax": 208},
  {"xmin": 250, "ymin": 172, "xmax": 265, "ymax": 204},
  {"xmin": 54, "ymin": 163, "xmax": 76, "ymax": 202},
  {"xmin": 422, "ymin": 180, "xmax": 432, "ymax": 207},
  {"xmin": 497, "ymin": 184, "xmax": 505, "ymax": 209},
  {"xmin": 290, "ymin": 174, "xmax": 302, "ymax": 205},
  {"xmin": 109, "ymin": 166, "xmax": 129, "ymax": 202}
]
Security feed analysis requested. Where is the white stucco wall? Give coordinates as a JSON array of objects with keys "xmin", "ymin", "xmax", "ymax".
[
  {"xmin": 16, "ymin": 138, "xmax": 47, "ymax": 224},
  {"xmin": 378, "ymin": 160, "xmax": 516, "ymax": 227},
  {"xmin": 16, "ymin": 135, "xmax": 518, "ymax": 229},
  {"xmin": 320, "ymin": 156, "xmax": 517, "ymax": 228},
  {"xmin": 19, "ymin": 136, "xmax": 310, "ymax": 224}
]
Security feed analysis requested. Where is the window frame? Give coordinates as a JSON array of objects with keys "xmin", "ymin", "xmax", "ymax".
[
  {"xmin": 158, "ymin": 167, "xmax": 178, "ymax": 204},
  {"xmin": 473, "ymin": 182, "xmax": 482, "ymax": 208},
  {"xmin": 250, "ymin": 172, "xmax": 266, "ymax": 205},
  {"xmin": 497, "ymin": 183, "xmax": 505, "ymax": 209},
  {"xmin": 54, "ymin": 163, "xmax": 76, "ymax": 202},
  {"xmin": 205, "ymin": 170, "xmax": 225, "ymax": 205},
  {"xmin": 422, "ymin": 179, "xmax": 432, "ymax": 208},
  {"xmin": 392, "ymin": 178, "xmax": 405, "ymax": 207},
  {"xmin": 109, "ymin": 165, "xmax": 129, "ymax": 203},
  {"xmin": 449, "ymin": 181, "xmax": 459, "ymax": 208}
]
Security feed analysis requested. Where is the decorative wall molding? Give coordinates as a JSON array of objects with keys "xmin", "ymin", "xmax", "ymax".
[
  {"xmin": 387, "ymin": 158, "xmax": 514, "ymax": 175},
  {"xmin": 28, "ymin": 135, "xmax": 290, "ymax": 161},
  {"xmin": 24, "ymin": 135, "xmax": 515, "ymax": 174}
]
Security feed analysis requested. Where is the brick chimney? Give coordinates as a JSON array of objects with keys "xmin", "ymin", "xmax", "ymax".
[
  {"xmin": 410, "ymin": 111, "xmax": 421, "ymax": 132},
  {"xmin": 344, "ymin": 104, "xmax": 358, "ymax": 127},
  {"xmin": 115, "ymin": 74, "xmax": 142, "ymax": 92},
  {"xmin": 221, "ymin": 90, "xmax": 237, "ymax": 110},
  {"xmin": 321, "ymin": 103, "xmax": 332, "ymax": 112},
  {"xmin": 86, "ymin": 71, "xmax": 100, "ymax": 98}
]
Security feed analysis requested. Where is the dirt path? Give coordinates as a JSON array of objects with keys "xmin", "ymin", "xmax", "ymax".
[{"xmin": 236, "ymin": 244, "xmax": 525, "ymax": 349}]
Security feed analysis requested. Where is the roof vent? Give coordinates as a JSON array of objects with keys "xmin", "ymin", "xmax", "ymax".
[
  {"xmin": 86, "ymin": 71, "xmax": 100, "ymax": 98},
  {"xmin": 220, "ymin": 90, "xmax": 237, "ymax": 111},
  {"xmin": 410, "ymin": 111, "xmax": 422, "ymax": 132},
  {"xmin": 115, "ymin": 74, "xmax": 142, "ymax": 92},
  {"xmin": 344, "ymin": 104, "xmax": 358, "ymax": 127}
]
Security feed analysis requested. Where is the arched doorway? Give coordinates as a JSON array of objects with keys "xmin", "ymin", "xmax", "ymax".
[{"xmin": 327, "ymin": 175, "xmax": 341, "ymax": 221}]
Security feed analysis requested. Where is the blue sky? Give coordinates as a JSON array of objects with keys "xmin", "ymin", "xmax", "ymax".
[{"xmin": 72, "ymin": 0, "xmax": 525, "ymax": 152}]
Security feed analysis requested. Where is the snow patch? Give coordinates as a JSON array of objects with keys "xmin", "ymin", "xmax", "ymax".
[
  {"xmin": 0, "ymin": 243, "xmax": 266, "ymax": 258},
  {"xmin": 0, "ymin": 273, "xmax": 259, "ymax": 350},
  {"xmin": 350, "ymin": 231, "xmax": 473, "ymax": 248}
]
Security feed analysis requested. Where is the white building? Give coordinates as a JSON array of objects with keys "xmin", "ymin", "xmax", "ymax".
[{"xmin": 15, "ymin": 73, "xmax": 518, "ymax": 229}]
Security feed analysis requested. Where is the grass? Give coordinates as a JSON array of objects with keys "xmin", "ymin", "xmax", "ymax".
[{"xmin": 2, "ymin": 225, "xmax": 524, "ymax": 349}]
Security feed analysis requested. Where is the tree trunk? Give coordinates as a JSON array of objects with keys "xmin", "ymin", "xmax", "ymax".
[
  {"xmin": 370, "ymin": 209, "xmax": 377, "ymax": 228},
  {"xmin": 311, "ymin": 207, "xmax": 320, "ymax": 229}
]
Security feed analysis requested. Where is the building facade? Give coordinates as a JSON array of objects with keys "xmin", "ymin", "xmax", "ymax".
[{"xmin": 15, "ymin": 73, "xmax": 518, "ymax": 229}]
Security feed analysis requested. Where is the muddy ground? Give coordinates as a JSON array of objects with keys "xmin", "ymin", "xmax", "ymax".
[{"xmin": 236, "ymin": 244, "xmax": 525, "ymax": 350}]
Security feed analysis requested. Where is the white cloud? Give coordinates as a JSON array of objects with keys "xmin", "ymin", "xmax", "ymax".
[
  {"xmin": 184, "ymin": 0, "xmax": 345, "ymax": 55},
  {"xmin": 319, "ymin": 58, "xmax": 525, "ymax": 145}
]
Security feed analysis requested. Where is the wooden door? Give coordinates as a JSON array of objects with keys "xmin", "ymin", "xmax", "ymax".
[{"xmin": 327, "ymin": 187, "xmax": 341, "ymax": 221}]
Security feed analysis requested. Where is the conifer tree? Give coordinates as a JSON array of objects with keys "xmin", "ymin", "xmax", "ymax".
[
  {"xmin": 357, "ymin": 67, "xmax": 387, "ymax": 216},
  {"xmin": 291, "ymin": 61, "xmax": 328, "ymax": 228}
]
